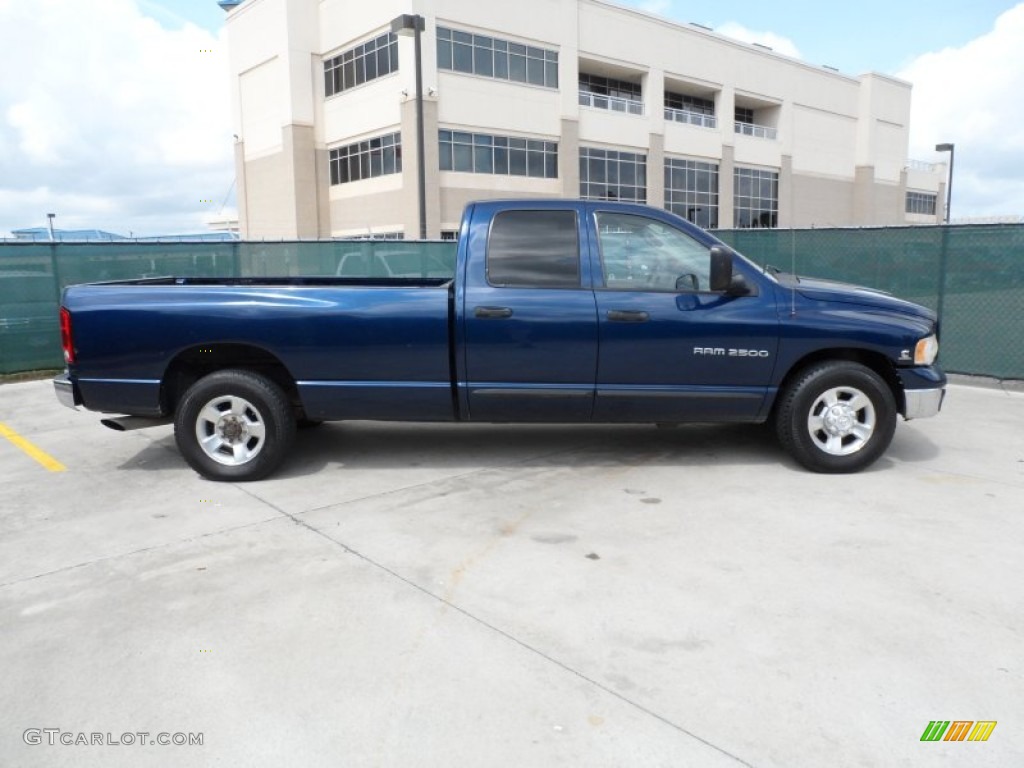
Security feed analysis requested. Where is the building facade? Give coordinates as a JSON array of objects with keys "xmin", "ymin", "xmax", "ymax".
[{"xmin": 225, "ymin": 0, "xmax": 947, "ymax": 239}]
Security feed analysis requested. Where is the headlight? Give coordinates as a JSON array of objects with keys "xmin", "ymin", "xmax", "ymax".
[{"xmin": 914, "ymin": 334, "xmax": 939, "ymax": 365}]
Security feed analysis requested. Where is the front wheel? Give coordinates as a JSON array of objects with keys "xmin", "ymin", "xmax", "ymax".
[
  {"xmin": 775, "ymin": 361, "xmax": 897, "ymax": 473},
  {"xmin": 174, "ymin": 369, "xmax": 296, "ymax": 481}
]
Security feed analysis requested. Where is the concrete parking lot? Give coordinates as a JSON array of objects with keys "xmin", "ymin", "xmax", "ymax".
[{"xmin": 0, "ymin": 377, "xmax": 1021, "ymax": 767}]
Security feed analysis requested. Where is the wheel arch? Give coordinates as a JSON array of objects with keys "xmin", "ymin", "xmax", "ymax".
[
  {"xmin": 771, "ymin": 348, "xmax": 904, "ymax": 417},
  {"xmin": 161, "ymin": 343, "xmax": 302, "ymax": 416}
]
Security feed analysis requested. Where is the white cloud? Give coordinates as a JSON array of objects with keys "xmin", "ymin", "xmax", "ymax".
[
  {"xmin": 636, "ymin": 0, "xmax": 671, "ymax": 16},
  {"xmin": 6, "ymin": 96, "xmax": 72, "ymax": 166},
  {"xmin": 715, "ymin": 22, "xmax": 802, "ymax": 60},
  {"xmin": 0, "ymin": 0, "xmax": 235, "ymax": 237},
  {"xmin": 899, "ymin": 4, "xmax": 1024, "ymax": 217}
]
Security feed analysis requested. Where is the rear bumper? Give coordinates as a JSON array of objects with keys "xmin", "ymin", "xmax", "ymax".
[
  {"xmin": 53, "ymin": 373, "xmax": 81, "ymax": 410},
  {"xmin": 904, "ymin": 387, "xmax": 945, "ymax": 419}
]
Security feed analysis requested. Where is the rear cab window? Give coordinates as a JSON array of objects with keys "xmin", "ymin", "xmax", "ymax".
[{"xmin": 486, "ymin": 210, "xmax": 580, "ymax": 288}]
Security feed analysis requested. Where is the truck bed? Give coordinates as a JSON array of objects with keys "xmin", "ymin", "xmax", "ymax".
[
  {"xmin": 96, "ymin": 276, "xmax": 453, "ymax": 288},
  {"xmin": 63, "ymin": 279, "xmax": 456, "ymax": 421}
]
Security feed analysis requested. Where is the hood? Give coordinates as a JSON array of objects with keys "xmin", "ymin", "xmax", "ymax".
[{"xmin": 792, "ymin": 277, "xmax": 937, "ymax": 322}]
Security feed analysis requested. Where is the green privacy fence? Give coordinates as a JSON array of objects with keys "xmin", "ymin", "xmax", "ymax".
[
  {"xmin": 0, "ymin": 241, "xmax": 457, "ymax": 374},
  {"xmin": 1, "ymin": 225, "xmax": 1022, "ymax": 378},
  {"xmin": 715, "ymin": 225, "xmax": 1024, "ymax": 380}
]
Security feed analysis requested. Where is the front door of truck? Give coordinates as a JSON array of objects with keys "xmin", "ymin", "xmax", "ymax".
[
  {"xmin": 461, "ymin": 205, "xmax": 598, "ymax": 421},
  {"xmin": 588, "ymin": 208, "xmax": 778, "ymax": 422}
]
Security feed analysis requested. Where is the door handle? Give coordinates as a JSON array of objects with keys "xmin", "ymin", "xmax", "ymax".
[
  {"xmin": 607, "ymin": 310, "xmax": 650, "ymax": 322},
  {"xmin": 474, "ymin": 306, "xmax": 514, "ymax": 319}
]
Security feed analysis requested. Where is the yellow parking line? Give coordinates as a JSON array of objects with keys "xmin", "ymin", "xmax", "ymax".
[{"xmin": 0, "ymin": 422, "xmax": 67, "ymax": 472}]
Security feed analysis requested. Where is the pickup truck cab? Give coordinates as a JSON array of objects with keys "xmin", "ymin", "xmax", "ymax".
[{"xmin": 54, "ymin": 200, "xmax": 945, "ymax": 480}]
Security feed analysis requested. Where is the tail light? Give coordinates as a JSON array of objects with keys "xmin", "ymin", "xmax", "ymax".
[{"xmin": 59, "ymin": 307, "xmax": 75, "ymax": 364}]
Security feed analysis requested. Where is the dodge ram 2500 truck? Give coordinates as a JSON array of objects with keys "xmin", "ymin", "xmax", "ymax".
[{"xmin": 54, "ymin": 200, "xmax": 945, "ymax": 481}]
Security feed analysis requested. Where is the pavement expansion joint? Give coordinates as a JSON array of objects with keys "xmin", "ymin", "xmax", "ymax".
[
  {"xmin": 0, "ymin": 514, "xmax": 283, "ymax": 590},
  {"xmin": 295, "ymin": 439, "xmax": 600, "ymax": 518},
  {"xmin": 238, "ymin": 485, "xmax": 758, "ymax": 768}
]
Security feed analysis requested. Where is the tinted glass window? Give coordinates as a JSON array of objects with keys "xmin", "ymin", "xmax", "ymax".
[
  {"xmin": 324, "ymin": 35, "xmax": 399, "ymax": 97},
  {"xmin": 436, "ymin": 27, "xmax": 558, "ymax": 88},
  {"xmin": 487, "ymin": 210, "xmax": 580, "ymax": 288},
  {"xmin": 329, "ymin": 132, "xmax": 402, "ymax": 186},
  {"xmin": 595, "ymin": 212, "xmax": 711, "ymax": 292}
]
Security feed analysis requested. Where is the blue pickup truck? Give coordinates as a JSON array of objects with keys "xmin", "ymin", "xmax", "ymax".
[{"xmin": 54, "ymin": 200, "xmax": 945, "ymax": 480}]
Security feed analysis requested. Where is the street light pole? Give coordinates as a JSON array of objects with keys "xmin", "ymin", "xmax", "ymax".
[
  {"xmin": 391, "ymin": 14, "xmax": 428, "ymax": 240},
  {"xmin": 933, "ymin": 143, "xmax": 956, "ymax": 325},
  {"xmin": 47, "ymin": 213, "xmax": 56, "ymax": 242},
  {"xmin": 935, "ymin": 142, "xmax": 955, "ymax": 223}
]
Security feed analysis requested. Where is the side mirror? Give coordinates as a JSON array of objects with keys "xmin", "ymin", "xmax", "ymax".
[
  {"xmin": 709, "ymin": 246, "xmax": 733, "ymax": 291},
  {"xmin": 726, "ymin": 273, "xmax": 754, "ymax": 297},
  {"xmin": 675, "ymin": 273, "xmax": 698, "ymax": 291},
  {"xmin": 710, "ymin": 245, "xmax": 754, "ymax": 296}
]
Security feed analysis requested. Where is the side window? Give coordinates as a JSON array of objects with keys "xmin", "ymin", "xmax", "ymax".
[
  {"xmin": 487, "ymin": 210, "xmax": 580, "ymax": 288},
  {"xmin": 595, "ymin": 212, "xmax": 712, "ymax": 292}
]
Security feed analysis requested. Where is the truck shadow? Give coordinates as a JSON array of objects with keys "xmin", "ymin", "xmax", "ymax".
[
  {"xmin": 287, "ymin": 422, "xmax": 783, "ymax": 476},
  {"xmin": 116, "ymin": 421, "xmax": 939, "ymax": 479},
  {"xmin": 287, "ymin": 421, "xmax": 939, "ymax": 476}
]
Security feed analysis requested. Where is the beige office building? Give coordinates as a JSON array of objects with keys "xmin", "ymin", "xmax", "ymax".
[{"xmin": 224, "ymin": 0, "xmax": 947, "ymax": 239}]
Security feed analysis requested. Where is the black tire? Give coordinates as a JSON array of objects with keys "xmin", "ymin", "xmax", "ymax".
[
  {"xmin": 775, "ymin": 361, "xmax": 897, "ymax": 473},
  {"xmin": 174, "ymin": 369, "xmax": 296, "ymax": 481}
]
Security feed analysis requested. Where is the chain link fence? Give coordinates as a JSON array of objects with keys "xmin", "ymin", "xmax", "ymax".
[
  {"xmin": 0, "ymin": 241, "xmax": 456, "ymax": 374},
  {"xmin": 715, "ymin": 224, "xmax": 1024, "ymax": 380},
  {"xmin": 1, "ymin": 225, "xmax": 1021, "ymax": 378}
]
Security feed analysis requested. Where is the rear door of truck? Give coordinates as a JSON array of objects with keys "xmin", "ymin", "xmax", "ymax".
[{"xmin": 458, "ymin": 202, "xmax": 598, "ymax": 421}]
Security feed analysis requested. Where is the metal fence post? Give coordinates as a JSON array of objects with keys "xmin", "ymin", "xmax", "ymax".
[
  {"xmin": 49, "ymin": 241, "xmax": 62, "ymax": 306},
  {"xmin": 935, "ymin": 225, "xmax": 950, "ymax": 326}
]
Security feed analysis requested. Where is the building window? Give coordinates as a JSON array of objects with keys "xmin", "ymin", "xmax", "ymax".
[
  {"xmin": 664, "ymin": 92, "xmax": 716, "ymax": 127},
  {"xmin": 665, "ymin": 158, "xmax": 719, "ymax": 229},
  {"xmin": 735, "ymin": 106, "xmax": 754, "ymax": 125},
  {"xmin": 579, "ymin": 147, "xmax": 647, "ymax": 203},
  {"xmin": 329, "ymin": 132, "xmax": 402, "ymax": 185},
  {"xmin": 440, "ymin": 230, "xmax": 459, "ymax": 241},
  {"xmin": 906, "ymin": 191, "xmax": 937, "ymax": 215},
  {"xmin": 336, "ymin": 233, "xmax": 405, "ymax": 241},
  {"xmin": 579, "ymin": 73, "xmax": 644, "ymax": 115},
  {"xmin": 734, "ymin": 167, "xmax": 778, "ymax": 228},
  {"xmin": 734, "ymin": 106, "xmax": 777, "ymax": 139},
  {"xmin": 666, "ymin": 92, "xmax": 714, "ymax": 115},
  {"xmin": 439, "ymin": 130, "xmax": 557, "ymax": 178},
  {"xmin": 437, "ymin": 27, "xmax": 558, "ymax": 88},
  {"xmin": 324, "ymin": 33, "xmax": 398, "ymax": 97}
]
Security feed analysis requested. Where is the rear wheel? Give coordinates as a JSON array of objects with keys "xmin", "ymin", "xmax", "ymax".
[
  {"xmin": 174, "ymin": 369, "xmax": 295, "ymax": 481},
  {"xmin": 775, "ymin": 361, "xmax": 897, "ymax": 473}
]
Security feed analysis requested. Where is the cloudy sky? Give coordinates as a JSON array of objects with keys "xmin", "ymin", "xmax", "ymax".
[
  {"xmin": 627, "ymin": 0, "xmax": 1024, "ymax": 222},
  {"xmin": 1, "ymin": 0, "xmax": 1021, "ymax": 236}
]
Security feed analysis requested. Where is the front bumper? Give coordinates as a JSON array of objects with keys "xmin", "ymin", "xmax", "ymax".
[
  {"xmin": 53, "ymin": 373, "xmax": 81, "ymax": 410},
  {"xmin": 904, "ymin": 387, "xmax": 945, "ymax": 419},
  {"xmin": 899, "ymin": 365, "xmax": 946, "ymax": 420}
]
